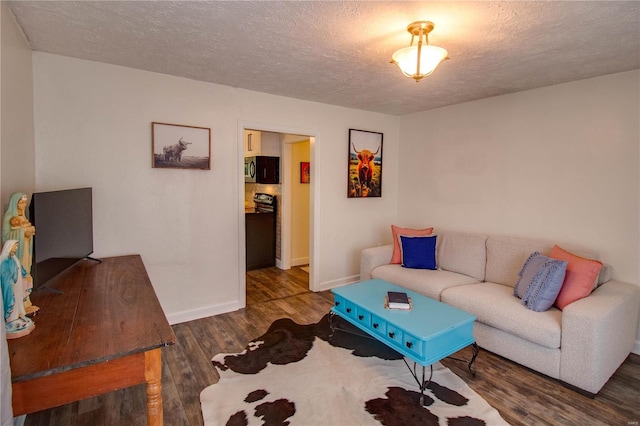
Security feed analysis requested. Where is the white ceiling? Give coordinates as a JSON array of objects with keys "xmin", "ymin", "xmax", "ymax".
[{"xmin": 6, "ymin": 1, "xmax": 640, "ymax": 116}]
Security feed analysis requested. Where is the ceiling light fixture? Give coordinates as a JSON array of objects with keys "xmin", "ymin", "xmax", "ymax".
[{"xmin": 390, "ymin": 21, "xmax": 448, "ymax": 82}]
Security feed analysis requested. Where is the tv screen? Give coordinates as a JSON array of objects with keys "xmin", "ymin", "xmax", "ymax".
[{"xmin": 29, "ymin": 187, "xmax": 94, "ymax": 289}]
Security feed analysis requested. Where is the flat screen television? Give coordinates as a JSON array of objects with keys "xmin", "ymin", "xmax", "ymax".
[{"xmin": 29, "ymin": 187, "xmax": 94, "ymax": 290}]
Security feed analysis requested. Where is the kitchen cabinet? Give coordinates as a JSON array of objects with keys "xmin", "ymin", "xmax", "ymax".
[
  {"xmin": 244, "ymin": 130, "xmax": 281, "ymax": 158},
  {"xmin": 255, "ymin": 156, "xmax": 280, "ymax": 184},
  {"xmin": 244, "ymin": 130, "xmax": 262, "ymax": 157},
  {"xmin": 260, "ymin": 132, "xmax": 281, "ymax": 156}
]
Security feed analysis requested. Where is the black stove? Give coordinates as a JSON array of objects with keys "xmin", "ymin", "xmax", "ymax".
[{"xmin": 253, "ymin": 193, "xmax": 277, "ymax": 213}]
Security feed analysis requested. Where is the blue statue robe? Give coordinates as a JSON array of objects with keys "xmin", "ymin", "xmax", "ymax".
[{"xmin": 1, "ymin": 256, "xmax": 26, "ymax": 321}]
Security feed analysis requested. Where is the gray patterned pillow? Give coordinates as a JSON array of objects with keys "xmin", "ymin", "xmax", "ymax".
[{"xmin": 514, "ymin": 252, "xmax": 568, "ymax": 312}]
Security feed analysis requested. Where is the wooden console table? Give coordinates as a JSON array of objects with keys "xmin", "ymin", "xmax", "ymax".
[{"xmin": 7, "ymin": 255, "xmax": 176, "ymax": 425}]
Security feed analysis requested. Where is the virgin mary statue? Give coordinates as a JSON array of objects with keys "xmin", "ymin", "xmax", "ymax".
[
  {"xmin": 1, "ymin": 240, "xmax": 35, "ymax": 339},
  {"xmin": 2, "ymin": 192, "xmax": 38, "ymax": 314}
]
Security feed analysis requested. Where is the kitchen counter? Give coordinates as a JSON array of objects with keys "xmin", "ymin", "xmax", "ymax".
[{"xmin": 245, "ymin": 211, "xmax": 276, "ymax": 270}]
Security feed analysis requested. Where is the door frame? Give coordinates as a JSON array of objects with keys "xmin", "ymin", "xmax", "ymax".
[{"xmin": 237, "ymin": 121, "xmax": 319, "ymax": 308}]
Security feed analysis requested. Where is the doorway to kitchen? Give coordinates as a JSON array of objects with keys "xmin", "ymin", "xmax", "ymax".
[{"xmin": 238, "ymin": 122, "xmax": 317, "ymax": 308}]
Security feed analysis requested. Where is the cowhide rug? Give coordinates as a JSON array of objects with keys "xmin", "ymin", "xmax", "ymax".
[{"xmin": 200, "ymin": 314, "xmax": 509, "ymax": 426}]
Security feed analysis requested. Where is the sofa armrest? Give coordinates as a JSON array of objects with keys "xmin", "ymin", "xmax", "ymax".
[
  {"xmin": 360, "ymin": 245, "xmax": 393, "ymax": 281},
  {"xmin": 560, "ymin": 280, "xmax": 640, "ymax": 394}
]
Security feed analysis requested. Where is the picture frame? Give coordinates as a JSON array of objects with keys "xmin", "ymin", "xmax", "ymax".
[
  {"xmin": 348, "ymin": 129, "xmax": 383, "ymax": 198},
  {"xmin": 300, "ymin": 162, "xmax": 310, "ymax": 184},
  {"xmin": 152, "ymin": 122, "xmax": 211, "ymax": 170}
]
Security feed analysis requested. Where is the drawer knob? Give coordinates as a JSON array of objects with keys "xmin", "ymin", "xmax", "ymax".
[
  {"xmin": 358, "ymin": 315, "xmax": 364, "ymax": 320},
  {"xmin": 335, "ymin": 301, "xmax": 340, "ymax": 306},
  {"xmin": 406, "ymin": 341, "xmax": 413, "ymax": 349},
  {"xmin": 346, "ymin": 308, "xmax": 352, "ymax": 313},
  {"xmin": 373, "ymin": 323, "xmax": 379, "ymax": 329},
  {"xmin": 388, "ymin": 332, "xmax": 395, "ymax": 338}
]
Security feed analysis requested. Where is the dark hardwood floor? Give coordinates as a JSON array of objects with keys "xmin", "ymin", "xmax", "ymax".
[{"xmin": 24, "ymin": 266, "xmax": 640, "ymax": 425}]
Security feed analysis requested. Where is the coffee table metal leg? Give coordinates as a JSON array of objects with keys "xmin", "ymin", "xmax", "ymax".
[
  {"xmin": 403, "ymin": 359, "xmax": 433, "ymax": 406},
  {"xmin": 328, "ymin": 312, "xmax": 376, "ymax": 340},
  {"xmin": 467, "ymin": 343, "xmax": 479, "ymax": 376},
  {"xmin": 329, "ymin": 312, "xmax": 336, "ymax": 337},
  {"xmin": 446, "ymin": 342, "xmax": 480, "ymax": 377}
]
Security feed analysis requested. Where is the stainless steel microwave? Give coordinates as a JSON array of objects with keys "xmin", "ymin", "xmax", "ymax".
[
  {"xmin": 244, "ymin": 156, "xmax": 280, "ymax": 184},
  {"xmin": 244, "ymin": 157, "xmax": 256, "ymax": 182}
]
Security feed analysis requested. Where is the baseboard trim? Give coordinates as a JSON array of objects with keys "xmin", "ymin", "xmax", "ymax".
[
  {"xmin": 316, "ymin": 274, "xmax": 360, "ymax": 292},
  {"xmin": 291, "ymin": 257, "xmax": 309, "ymax": 267},
  {"xmin": 633, "ymin": 339, "xmax": 640, "ymax": 355},
  {"xmin": 167, "ymin": 300, "xmax": 242, "ymax": 325}
]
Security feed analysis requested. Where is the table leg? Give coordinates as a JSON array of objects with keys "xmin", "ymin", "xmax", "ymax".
[
  {"xmin": 403, "ymin": 359, "xmax": 433, "ymax": 406},
  {"xmin": 468, "ymin": 343, "xmax": 479, "ymax": 376},
  {"xmin": 446, "ymin": 342, "xmax": 480, "ymax": 377},
  {"xmin": 145, "ymin": 348, "xmax": 163, "ymax": 426}
]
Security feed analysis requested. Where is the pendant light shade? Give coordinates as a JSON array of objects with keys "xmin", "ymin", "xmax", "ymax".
[{"xmin": 391, "ymin": 21, "xmax": 448, "ymax": 82}]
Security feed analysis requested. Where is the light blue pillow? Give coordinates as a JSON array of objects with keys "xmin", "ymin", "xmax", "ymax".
[
  {"xmin": 399, "ymin": 235, "xmax": 437, "ymax": 270},
  {"xmin": 514, "ymin": 252, "xmax": 568, "ymax": 312}
]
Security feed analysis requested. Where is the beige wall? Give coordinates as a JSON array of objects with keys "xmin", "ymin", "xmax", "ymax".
[
  {"xmin": 291, "ymin": 141, "xmax": 310, "ymax": 266},
  {"xmin": 1, "ymin": 2, "xmax": 35, "ymax": 207}
]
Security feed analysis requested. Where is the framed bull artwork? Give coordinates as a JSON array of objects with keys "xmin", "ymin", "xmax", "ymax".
[
  {"xmin": 152, "ymin": 122, "xmax": 211, "ymax": 170},
  {"xmin": 348, "ymin": 129, "xmax": 383, "ymax": 198}
]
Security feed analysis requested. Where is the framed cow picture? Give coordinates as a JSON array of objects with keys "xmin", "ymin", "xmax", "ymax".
[
  {"xmin": 152, "ymin": 122, "xmax": 211, "ymax": 170},
  {"xmin": 348, "ymin": 129, "xmax": 383, "ymax": 198}
]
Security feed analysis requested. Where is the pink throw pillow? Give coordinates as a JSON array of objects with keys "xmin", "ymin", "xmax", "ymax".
[
  {"xmin": 390, "ymin": 225, "xmax": 434, "ymax": 264},
  {"xmin": 550, "ymin": 245, "xmax": 603, "ymax": 310}
]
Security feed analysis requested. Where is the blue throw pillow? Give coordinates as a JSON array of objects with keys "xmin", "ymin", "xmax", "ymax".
[
  {"xmin": 399, "ymin": 235, "xmax": 437, "ymax": 270},
  {"xmin": 514, "ymin": 252, "xmax": 568, "ymax": 312}
]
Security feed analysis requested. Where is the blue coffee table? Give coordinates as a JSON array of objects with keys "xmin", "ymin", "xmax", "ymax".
[{"xmin": 330, "ymin": 279, "xmax": 478, "ymax": 404}]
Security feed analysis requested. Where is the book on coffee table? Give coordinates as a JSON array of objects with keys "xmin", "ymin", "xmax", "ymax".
[{"xmin": 386, "ymin": 291, "xmax": 411, "ymax": 310}]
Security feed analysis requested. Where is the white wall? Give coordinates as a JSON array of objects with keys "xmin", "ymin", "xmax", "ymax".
[
  {"xmin": 398, "ymin": 70, "xmax": 640, "ymax": 346},
  {"xmin": 0, "ymin": 5, "xmax": 34, "ymax": 420},
  {"xmin": 32, "ymin": 53, "xmax": 400, "ymax": 322},
  {"xmin": 1, "ymin": 2, "xmax": 35, "ymax": 206}
]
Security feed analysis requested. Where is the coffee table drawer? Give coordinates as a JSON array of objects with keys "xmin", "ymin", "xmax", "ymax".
[
  {"xmin": 385, "ymin": 324, "xmax": 403, "ymax": 345},
  {"xmin": 403, "ymin": 332, "xmax": 424, "ymax": 358},
  {"xmin": 370, "ymin": 314, "xmax": 387, "ymax": 338},
  {"xmin": 333, "ymin": 295, "xmax": 357, "ymax": 320},
  {"xmin": 355, "ymin": 308, "xmax": 371, "ymax": 326}
]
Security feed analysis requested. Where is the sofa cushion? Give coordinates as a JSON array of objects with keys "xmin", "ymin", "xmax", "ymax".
[
  {"xmin": 399, "ymin": 235, "xmax": 437, "ymax": 269},
  {"xmin": 372, "ymin": 264, "xmax": 479, "ymax": 300},
  {"xmin": 485, "ymin": 237, "xmax": 554, "ymax": 287},
  {"xmin": 514, "ymin": 252, "xmax": 567, "ymax": 312},
  {"xmin": 437, "ymin": 232, "xmax": 487, "ymax": 282},
  {"xmin": 390, "ymin": 225, "xmax": 434, "ymax": 264},
  {"xmin": 550, "ymin": 245, "xmax": 603, "ymax": 310},
  {"xmin": 486, "ymin": 236, "xmax": 601, "ymax": 288},
  {"xmin": 442, "ymin": 282, "xmax": 562, "ymax": 349}
]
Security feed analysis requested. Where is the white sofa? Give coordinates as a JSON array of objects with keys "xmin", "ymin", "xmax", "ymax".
[{"xmin": 360, "ymin": 231, "xmax": 640, "ymax": 395}]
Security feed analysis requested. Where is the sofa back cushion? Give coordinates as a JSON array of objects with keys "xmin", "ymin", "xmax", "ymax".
[
  {"xmin": 486, "ymin": 237, "xmax": 555, "ymax": 287},
  {"xmin": 486, "ymin": 236, "xmax": 601, "ymax": 288},
  {"xmin": 437, "ymin": 232, "xmax": 487, "ymax": 282}
]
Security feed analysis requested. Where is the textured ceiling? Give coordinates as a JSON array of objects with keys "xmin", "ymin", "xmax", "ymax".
[{"xmin": 6, "ymin": 1, "xmax": 640, "ymax": 115}]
